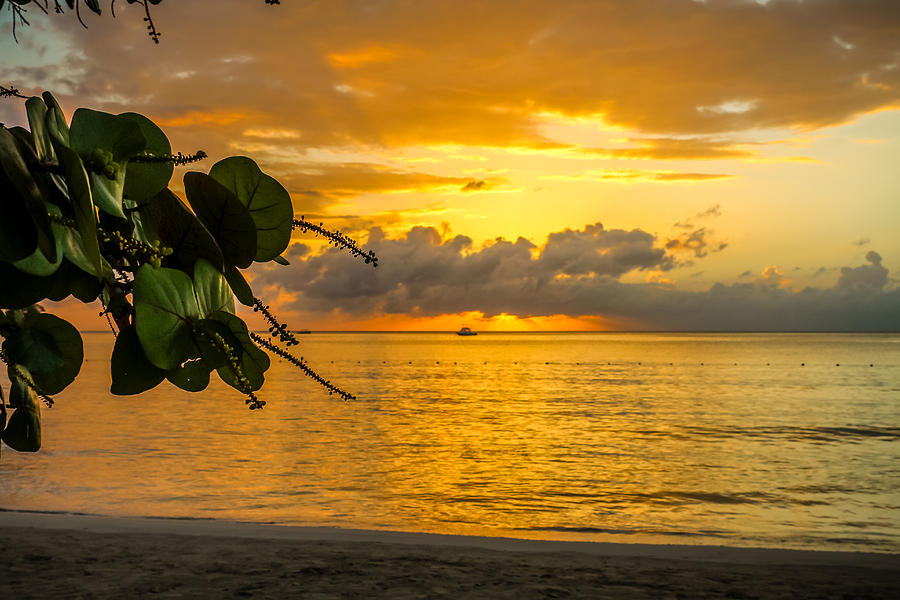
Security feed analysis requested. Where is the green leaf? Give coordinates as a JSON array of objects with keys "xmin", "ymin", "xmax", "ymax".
[
  {"xmin": 70, "ymin": 108, "xmax": 146, "ymax": 162},
  {"xmin": 12, "ymin": 202, "xmax": 105, "ymax": 278},
  {"xmin": 69, "ymin": 108, "xmax": 146, "ymax": 218},
  {"xmin": 223, "ymin": 264, "xmax": 254, "ymax": 307},
  {"xmin": 209, "ymin": 156, "xmax": 294, "ymax": 262},
  {"xmin": 273, "ymin": 255, "xmax": 290, "ymax": 265},
  {"xmin": 2, "ymin": 375, "xmax": 41, "ymax": 453},
  {"xmin": 47, "ymin": 119, "xmax": 104, "ymax": 278},
  {"xmin": 134, "ymin": 264, "xmax": 200, "ymax": 370},
  {"xmin": 0, "ymin": 127, "xmax": 56, "ymax": 261},
  {"xmin": 120, "ymin": 112, "xmax": 173, "ymax": 203},
  {"xmin": 167, "ymin": 357, "xmax": 211, "ymax": 392},
  {"xmin": 183, "ymin": 172, "xmax": 257, "ymax": 268},
  {"xmin": 25, "ymin": 96, "xmax": 54, "ymax": 162},
  {"xmin": 3, "ymin": 408, "xmax": 42, "ymax": 452},
  {"xmin": 0, "ymin": 164, "xmax": 38, "ymax": 262},
  {"xmin": 88, "ymin": 170, "xmax": 127, "ymax": 218},
  {"xmin": 193, "ymin": 258, "xmax": 234, "ymax": 317},
  {"xmin": 134, "ymin": 188, "xmax": 224, "ymax": 270},
  {"xmin": 42, "ymin": 92, "xmax": 70, "ymax": 147},
  {"xmin": 208, "ymin": 311, "xmax": 270, "ymax": 392},
  {"xmin": 12, "ymin": 235, "xmax": 62, "ymax": 276},
  {"xmin": 56, "ymin": 209, "xmax": 109, "ymax": 280},
  {"xmin": 110, "ymin": 325, "xmax": 167, "ymax": 395},
  {"xmin": 2, "ymin": 313, "xmax": 83, "ymax": 395}
]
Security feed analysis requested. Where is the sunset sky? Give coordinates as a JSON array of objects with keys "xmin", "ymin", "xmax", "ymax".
[{"xmin": 1, "ymin": 0, "xmax": 898, "ymax": 331}]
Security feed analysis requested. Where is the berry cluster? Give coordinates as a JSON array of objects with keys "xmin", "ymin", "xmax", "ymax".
[
  {"xmin": 132, "ymin": 150, "xmax": 208, "ymax": 166},
  {"xmin": 202, "ymin": 328, "xmax": 266, "ymax": 410},
  {"xmin": 88, "ymin": 148, "xmax": 121, "ymax": 180},
  {"xmin": 98, "ymin": 229, "xmax": 172, "ymax": 268},
  {"xmin": 252, "ymin": 298, "xmax": 300, "ymax": 347}
]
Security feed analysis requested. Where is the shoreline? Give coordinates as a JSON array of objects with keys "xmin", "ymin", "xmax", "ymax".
[
  {"xmin": 2, "ymin": 510, "xmax": 898, "ymax": 566},
  {"xmin": 3, "ymin": 511, "xmax": 898, "ymax": 598}
]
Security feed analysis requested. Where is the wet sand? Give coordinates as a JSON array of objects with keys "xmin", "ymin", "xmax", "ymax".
[{"xmin": 2, "ymin": 511, "xmax": 898, "ymax": 599}]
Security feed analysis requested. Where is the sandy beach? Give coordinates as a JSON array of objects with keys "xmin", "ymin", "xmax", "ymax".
[{"xmin": 1, "ymin": 511, "xmax": 897, "ymax": 599}]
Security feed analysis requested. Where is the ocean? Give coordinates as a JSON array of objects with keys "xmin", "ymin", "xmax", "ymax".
[{"xmin": 2, "ymin": 332, "xmax": 898, "ymax": 552}]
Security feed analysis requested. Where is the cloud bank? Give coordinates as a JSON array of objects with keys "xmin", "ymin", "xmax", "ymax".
[{"xmin": 253, "ymin": 226, "xmax": 900, "ymax": 331}]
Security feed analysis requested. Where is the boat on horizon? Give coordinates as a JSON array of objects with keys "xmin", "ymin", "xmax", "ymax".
[{"xmin": 456, "ymin": 326, "xmax": 477, "ymax": 336}]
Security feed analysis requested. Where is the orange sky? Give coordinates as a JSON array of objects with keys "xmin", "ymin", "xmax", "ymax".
[{"xmin": 2, "ymin": 0, "xmax": 898, "ymax": 330}]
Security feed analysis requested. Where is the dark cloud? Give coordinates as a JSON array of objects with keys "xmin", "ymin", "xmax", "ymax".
[
  {"xmin": 253, "ymin": 225, "xmax": 899, "ymax": 331},
  {"xmin": 853, "ymin": 237, "xmax": 871, "ymax": 247},
  {"xmin": 837, "ymin": 251, "xmax": 888, "ymax": 290},
  {"xmin": 696, "ymin": 204, "xmax": 723, "ymax": 220},
  {"xmin": 538, "ymin": 224, "xmax": 672, "ymax": 277},
  {"xmin": 460, "ymin": 179, "xmax": 501, "ymax": 192},
  {"xmin": 675, "ymin": 204, "xmax": 722, "ymax": 229},
  {"xmin": 665, "ymin": 228, "xmax": 728, "ymax": 258}
]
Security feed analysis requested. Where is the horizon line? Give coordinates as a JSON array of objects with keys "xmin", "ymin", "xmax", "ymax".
[{"xmin": 76, "ymin": 329, "xmax": 900, "ymax": 334}]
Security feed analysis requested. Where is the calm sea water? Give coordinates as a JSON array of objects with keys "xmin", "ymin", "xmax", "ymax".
[{"xmin": 2, "ymin": 332, "xmax": 898, "ymax": 551}]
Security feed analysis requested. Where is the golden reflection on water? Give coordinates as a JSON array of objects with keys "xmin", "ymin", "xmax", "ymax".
[{"xmin": 1, "ymin": 332, "xmax": 899, "ymax": 551}]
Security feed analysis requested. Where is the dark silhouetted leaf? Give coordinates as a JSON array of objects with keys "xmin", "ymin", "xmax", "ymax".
[
  {"xmin": 167, "ymin": 357, "xmax": 211, "ymax": 392},
  {"xmin": 2, "ymin": 312, "xmax": 83, "ymax": 395},
  {"xmin": 0, "ymin": 165, "xmax": 38, "ymax": 262},
  {"xmin": 120, "ymin": 112, "xmax": 173, "ymax": 203},
  {"xmin": 223, "ymin": 264, "xmax": 254, "ymax": 307},
  {"xmin": 110, "ymin": 325, "xmax": 166, "ymax": 395},
  {"xmin": 210, "ymin": 156, "xmax": 293, "ymax": 262},
  {"xmin": 184, "ymin": 172, "xmax": 256, "ymax": 268},
  {"xmin": 0, "ymin": 262, "xmax": 58, "ymax": 309},
  {"xmin": 135, "ymin": 188, "xmax": 224, "ymax": 270},
  {"xmin": 0, "ymin": 127, "xmax": 56, "ymax": 261},
  {"xmin": 3, "ymin": 374, "xmax": 41, "ymax": 452}
]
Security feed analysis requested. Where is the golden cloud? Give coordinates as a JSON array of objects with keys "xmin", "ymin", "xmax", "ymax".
[
  {"xmin": 28, "ymin": 0, "xmax": 899, "ymax": 151},
  {"xmin": 271, "ymin": 161, "xmax": 507, "ymax": 200},
  {"xmin": 599, "ymin": 169, "xmax": 734, "ymax": 183}
]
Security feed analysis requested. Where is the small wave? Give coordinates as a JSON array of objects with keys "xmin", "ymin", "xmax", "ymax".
[
  {"xmin": 601, "ymin": 490, "xmax": 830, "ymax": 507},
  {"xmin": 518, "ymin": 525, "xmax": 729, "ymax": 538},
  {"xmin": 628, "ymin": 425, "xmax": 900, "ymax": 443},
  {"xmin": 0, "ymin": 507, "xmax": 98, "ymax": 517}
]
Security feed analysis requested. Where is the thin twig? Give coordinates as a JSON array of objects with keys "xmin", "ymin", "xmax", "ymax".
[
  {"xmin": 250, "ymin": 333, "xmax": 356, "ymax": 401},
  {"xmin": 292, "ymin": 217, "xmax": 379, "ymax": 267},
  {"xmin": 0, "ymin": 84, "xmax": 28, "ymax": 99}
]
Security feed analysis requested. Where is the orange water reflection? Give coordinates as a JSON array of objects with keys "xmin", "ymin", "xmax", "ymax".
[{"xmin": 1, "ymin": 332, "xmax": 898, "ymax": 551}]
